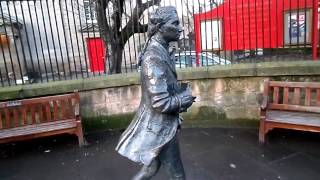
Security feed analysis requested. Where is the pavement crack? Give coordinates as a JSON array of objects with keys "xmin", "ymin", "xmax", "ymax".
[
  {"xmin": 268, "ymin": 152, "xmax": 302, "ymax": 165},
  {"xmin": 200, "ymin": 130, "xmax": 210, "ymax": 136}
]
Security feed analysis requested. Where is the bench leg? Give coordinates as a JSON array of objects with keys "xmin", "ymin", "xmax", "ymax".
[
  {"xmin": 259, "ymin": 121, "xmax": 266, "ymax": 144},
  {"xmin": 76, "ymin": 120, "xmax": 85, "ymax": 147}
]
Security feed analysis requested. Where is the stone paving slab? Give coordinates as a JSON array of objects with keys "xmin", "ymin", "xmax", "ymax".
[{"xmin": 0, "ymin": 128, "xmax": 320, "ymax": 180}]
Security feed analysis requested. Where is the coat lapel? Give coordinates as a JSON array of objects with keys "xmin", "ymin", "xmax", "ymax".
[{"xmin": 152, "ymin": 40, "xmax": 177, "ymax": 78}]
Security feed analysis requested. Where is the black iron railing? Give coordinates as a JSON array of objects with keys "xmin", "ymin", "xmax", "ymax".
[{"xmin": 0, "ymin": 0, "xmax": 319, "ymax": 86}]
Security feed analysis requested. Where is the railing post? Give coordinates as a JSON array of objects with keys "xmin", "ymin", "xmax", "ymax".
[{"xmin": 312, "ymin": 0, "xmax": 319, "ymax": 60}]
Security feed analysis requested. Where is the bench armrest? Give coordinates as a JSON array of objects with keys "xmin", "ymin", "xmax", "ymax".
[{"xmin": 260, "ymin": 95, "xmax": 268, "ymax": 110}]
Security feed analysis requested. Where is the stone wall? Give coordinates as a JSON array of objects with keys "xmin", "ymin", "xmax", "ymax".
[
  {"xmin": 81, "ymin": 85, "xmax": 141, "ymax": 117},
  {"xmin": 78, "ymin": 77, "xmax": 266, "ymax": 130},
  {"xmin": 194, "ymin": 78, "xmax": 263, "ymax": 118},
  {"xmin": 79, "ymin": 75, "xmax": 320, "ymax": 129},
  {"xmin": 1, "ymin": 61, "xmax": 320, "ymax": 130}
]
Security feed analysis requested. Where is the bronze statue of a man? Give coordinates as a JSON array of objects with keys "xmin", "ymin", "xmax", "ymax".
[{"xmin": 116, "ymin": 6, "xmax": 195, "ymax": 180}]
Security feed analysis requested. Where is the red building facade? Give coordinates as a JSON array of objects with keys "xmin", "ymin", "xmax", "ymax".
[{"xmin": 194, "ymin": 0, "xmax": 318, "ymax": 60}]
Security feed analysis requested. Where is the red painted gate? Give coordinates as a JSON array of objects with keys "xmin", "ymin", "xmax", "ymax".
[{"xmin": 86, "ymin": 38, "xmax": 106, "ymax": 72}]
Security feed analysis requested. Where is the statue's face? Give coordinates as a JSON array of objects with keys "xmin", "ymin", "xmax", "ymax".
[{"xmin": 160, "ymin": 13, "xmax": 183, "ymax": 42}]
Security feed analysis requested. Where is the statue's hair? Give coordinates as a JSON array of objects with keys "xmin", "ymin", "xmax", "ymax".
[
  {"xmin": 138, "ymin": 6, "xmax": 177, "ymax": 66},
  {"xmin": 147, "ymin": 6, "xmax": 177, "ymax": 38}
]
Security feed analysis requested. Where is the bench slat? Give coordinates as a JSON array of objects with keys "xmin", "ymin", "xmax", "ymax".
[
  {"xmin": 45, "ymin": 102, "xmax": 52, "ymax": 122},
  {"xmin": 53, "ymin": 100, "xmax": 59, "ymax": 121},
  {"xmin": 61, "ymin": 100, "xmax": 66, "ymax": 119},
  {"xmin": 39, "ymin": 104, "xmax": 44, "ymax": 123},
  {"xmin": 317, "ymin": 89, "xmax": 320, "ymax": 106},
  {"xmin": 67, "ymin": 99, "xmax": 74, "ymax": 118},
  {"xmin": 13, "ymin": 108, "xmax": 19, "ymax": 127},
  {"xmin": 283, "ymin": 87, "xmax": 289, "ymax": 104},
  {"xmin": 269, "ymin": 81, "xmax": 320, "ymax": 88},
  {"xmin": 0, "ymin": 119, "xmax": 77, "ymax": 139},
  {"xmin": 305, "ymin": 88, "xmax": 311, "ymax": 106},
  {"xmin": 4, "ymin": 109, "xmax": 10, "ymax": 128},
  {"xmin": 30, "ymin": 105, "xmax": 36, "ymax": 124},
  {"xmin": 21, "ymin": 107, "xmax": 27, "ymax": 126},
  {"xmin": 273, "ymin": 87, "xmax": 279, "ymax": 104},
  {"xmin": 266, "ymin": 110, "xmax": 320, "ymax": 127},
  {"xmin": 293, "ymin": 88, "xmax": 300, "ymax": 105},
  {"xmin": 0, "ymin": 94, "xmax": 77, "ymax": 108},
  {"xmin": 0, "ymin": 111, "xmax": 2, "ymax": 129},
  {"xmin": 270, "ymin": 103, "xmax": 320, "ymax": 113}
]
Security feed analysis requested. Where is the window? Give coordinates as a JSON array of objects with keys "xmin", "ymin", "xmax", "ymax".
[
  {"xmin": 200, "ymin": 20, "xmax": 222, "ymax": 50},
  {"xmin": 284, "ymin": 10, "xmax": 312, "ymax": 45},
  {"xmin": 84, "ymin": 0, "xmax": 97, "ymax": 23}
]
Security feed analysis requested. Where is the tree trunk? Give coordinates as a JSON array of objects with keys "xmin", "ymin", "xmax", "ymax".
[
  {"xmin": 96, "ymin": 0, "xmax": 161, "ymax": 74},
  {"xmin": 109, "ymin": 42, "xmax": 124, "ymax": 74}
]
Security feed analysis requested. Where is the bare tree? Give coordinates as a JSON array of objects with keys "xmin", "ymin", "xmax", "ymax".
[{"xmin": 95, "ymin": 0, "xmax": 161, "ymax": 74}]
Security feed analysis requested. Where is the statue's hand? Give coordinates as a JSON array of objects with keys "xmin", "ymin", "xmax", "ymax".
[
  {"xmin": 179, "ymin": 94, "xmax": 194, "ymax": 112},
  {"xmin": 177, "ymin": 82, "xmax": 196, "ymax": 112}
]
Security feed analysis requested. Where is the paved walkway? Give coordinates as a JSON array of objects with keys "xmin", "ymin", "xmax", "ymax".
[{"xmin": 1, "ymin": 128, "xmax": 320, "ymax": 180}]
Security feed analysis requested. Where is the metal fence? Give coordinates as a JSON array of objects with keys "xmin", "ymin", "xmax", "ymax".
[{"xmin": 0, "ymin": 0, "xmax": 319, "ymax": 86}]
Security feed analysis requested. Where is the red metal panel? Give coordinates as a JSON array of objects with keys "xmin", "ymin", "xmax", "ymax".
[
  {"xmin": 194, "ymin": 0, "xmax": 315, "ymax": 57},
  {"xmin": 86, "ymin": 38, "xmax": 106, "ymax": 72},
  {"xmin": 312, "ymin": 0, "xmax": 319, "ymax": 60}
]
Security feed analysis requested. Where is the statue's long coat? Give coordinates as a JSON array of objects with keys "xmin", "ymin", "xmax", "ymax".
[{"xmin": 116, "ymin": 38, "xmax": 182, "ymax": 166}]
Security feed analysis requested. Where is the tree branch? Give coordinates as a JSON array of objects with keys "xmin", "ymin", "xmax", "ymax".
[
  {"xmin": 136, "ymin": 0, "xmax": 142, "ymax": 6},
  {"xmin": 110, "ymin": 0, "xmax": 126, "ymax": 34},
  {"xmin": 96, "ymin": 0, "xmax": 112, "ymax": 42},
  {"xmin": 95, "ymin": 0, "xmax": 162, "ymax": 73},
  {"xmin": 122, "ymin": 23, "xmax": 148, "ymax": 43},
  {"xmin": 121, "ymin": 0, "xmax": 161, "ymax": 41}
]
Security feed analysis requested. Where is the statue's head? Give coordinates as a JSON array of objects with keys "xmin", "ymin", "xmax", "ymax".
[{"xmin": 148, "ymin": 6, "xmax": 182, "ymax": 42}]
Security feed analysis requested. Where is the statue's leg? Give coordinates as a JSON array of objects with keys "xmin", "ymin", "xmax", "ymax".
[
  {"xmin": 132, "ymin": 158, "xmax": 161, "ymax": 180},
  {"xmin": 159, "ymin": 135, "xmax": 185, "ymax": 180}
]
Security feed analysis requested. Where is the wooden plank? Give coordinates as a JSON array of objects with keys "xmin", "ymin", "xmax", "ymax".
[
  {"xmin": 4, "ymin": 108, "xmax": 10, "ymax": 128},
  {"xmin": 283, "ymin": 87, "xmax": 289, "ymax": 104},
  {"xmin": 45, "ymin": 103, "xmax": 52, "ymax": 122},
  {"xmin": 30, "ymin": 105, "xmax": 36, "ymax": 124},
  {"xmin": 60, "ymin": 100, "xmax": 66, "ymax": 119},
  {"xmin": 21, "ymin": 107, "xmax": 27, "ymax": 126},
  {"xmin": 270, "ymin": 103, "xmax": 320, "ymax": 113},
  {"xmin": 270, "ymin": 81, "xmax": 320, "ymax": 88},
  {"xmin": 53, "ymin": 100, "xmax": 59, "ymax": 121},
  {"xmin": 263, "ymin": 121, "xmax": 320, "ymax": 134},
  {"xmin": 293, "ymin": 88, "xmax": 301, "ymax": 105},
  {"xmin": 39, "ymin": 104, "xmax": 44, "ymax": 123},
  {"xmin": 67, "ymin": 99, "xmax": 74, "ymax": 118},
  {"xmin": 305, "ymin": 88, "xmax": 312, "ymax": 106},
  {"xmin": 317, "ymin": 89, "xmax": 320, "ymax": 106},
  {"xmin": 0, "ymin": 128, "xmax": 77, "ymax": 144},
  {"xmin": 0, "ymin": 119, "xmax": 77, "ymax": 138},
  {"xmin": 0, "ymin": 110, "xmax": 2, "ymax": 129},
  {"xmin": 266, "ymin": 110, "xmax": 320, "ymax": 127},
  {"xmin": 273, "ymin": 87, "xmax": 280, "ymax": 104},
  {"xmin": 0, "ymin": 93, "xmax": 76, "ymax": 107},
  {"xmin": 13, "ymin": 108, "xmax": 19, "ymax": 127}
]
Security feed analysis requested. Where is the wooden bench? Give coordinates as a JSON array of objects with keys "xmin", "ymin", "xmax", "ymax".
[
  {"xmin": 0, "ymin": 92, "xmax": 85, "ymax": 146},
  {"xmin": 259, "ymin": 80, "xmax": 320, "ymax": 143}
]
